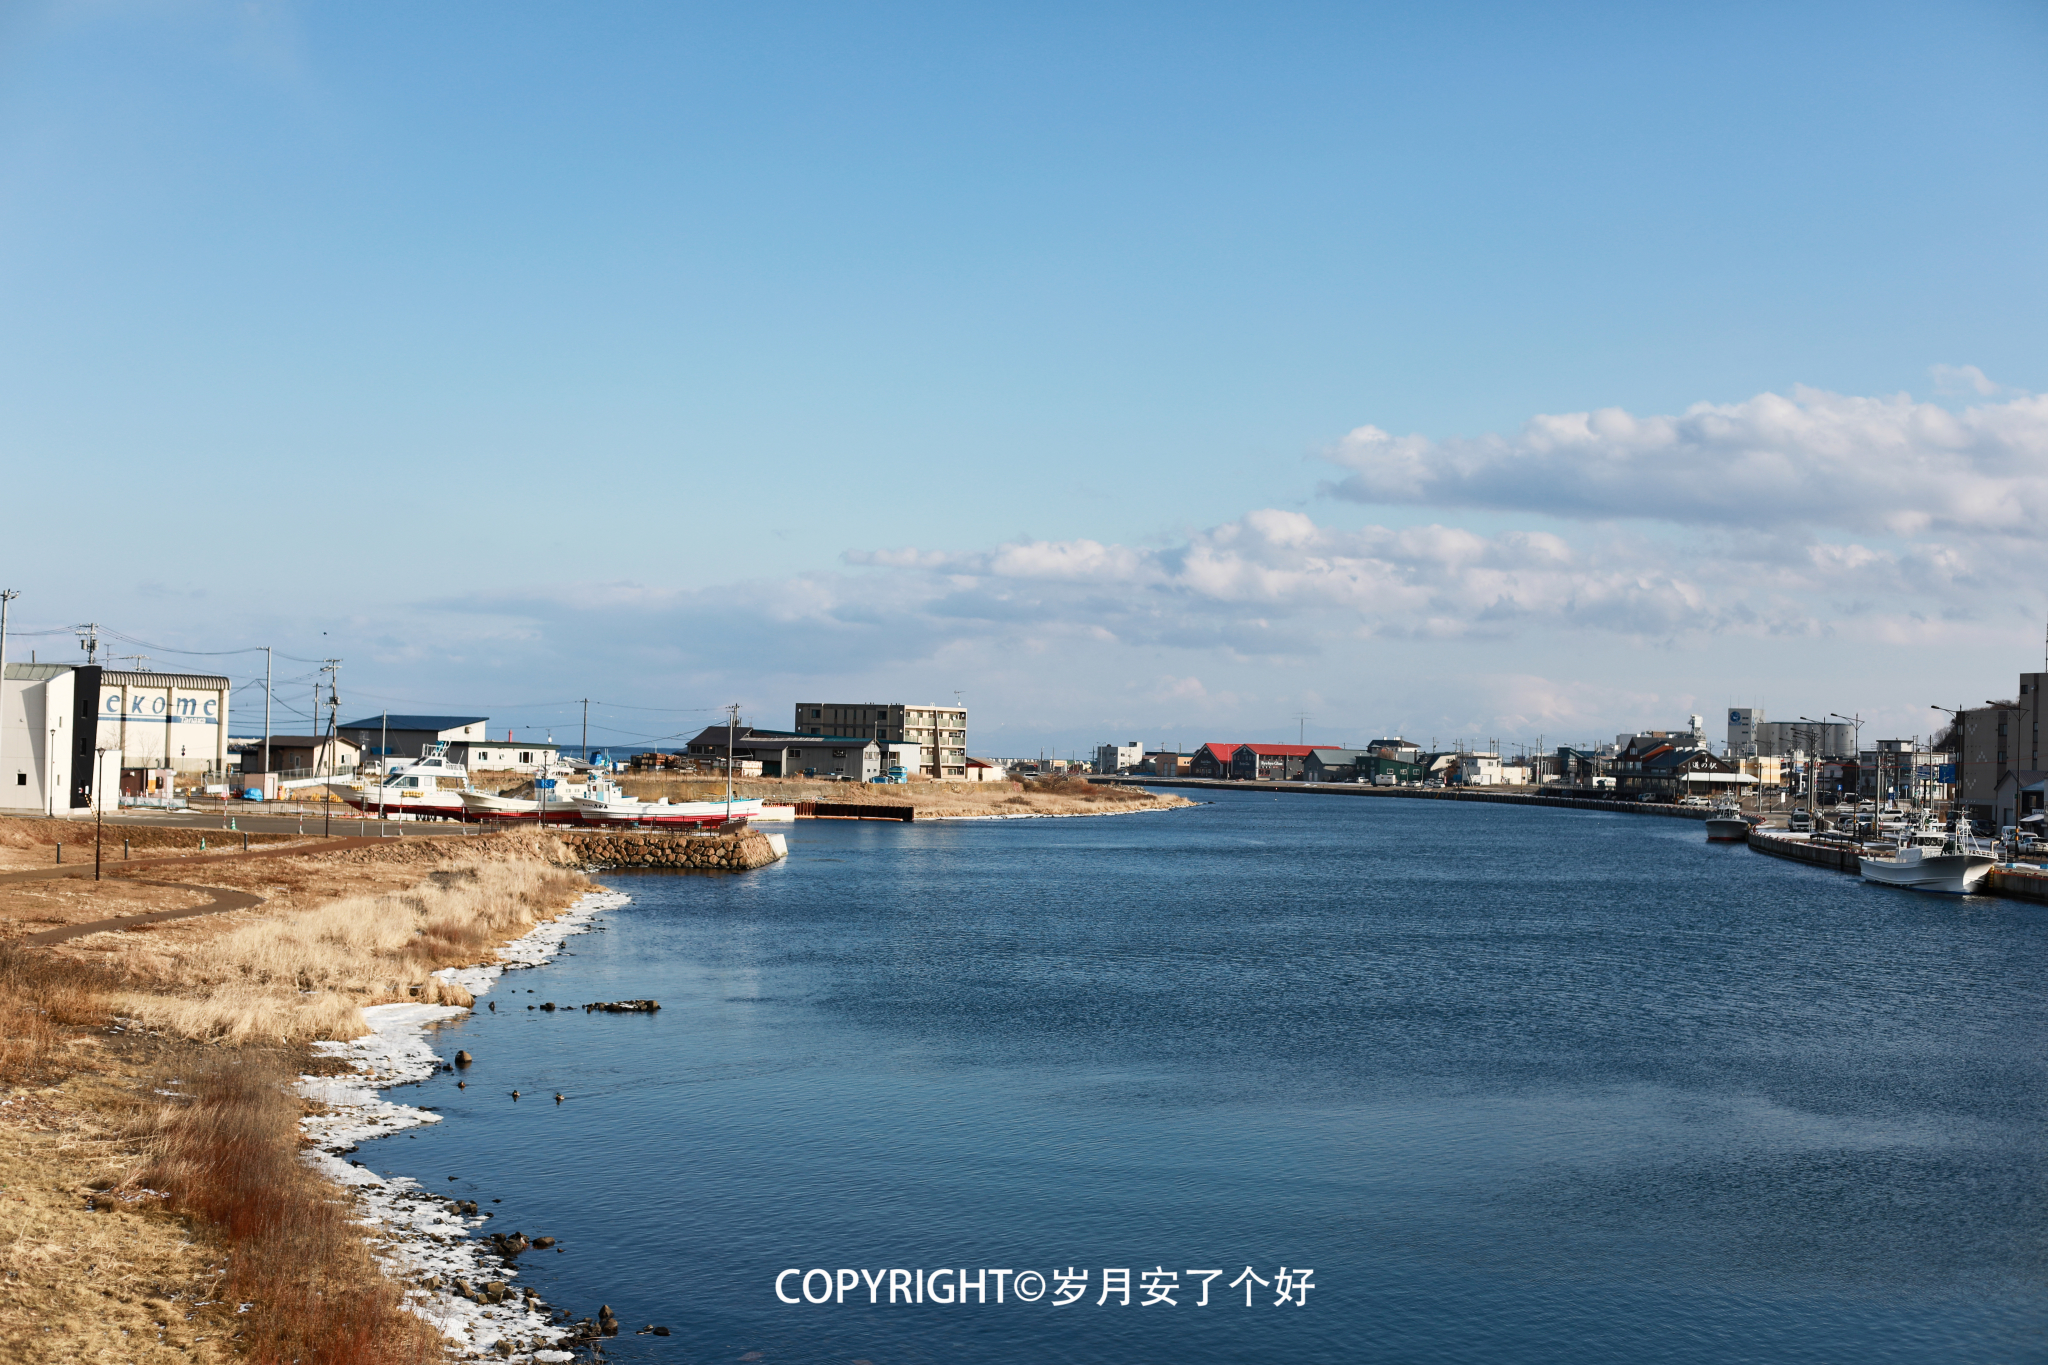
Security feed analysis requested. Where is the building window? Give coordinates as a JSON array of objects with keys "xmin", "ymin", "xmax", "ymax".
[{"xmin": 14, "ymin": 773, "xmax": 23, "ymax": 786}]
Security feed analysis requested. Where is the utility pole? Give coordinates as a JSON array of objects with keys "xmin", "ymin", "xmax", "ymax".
[
  {"xmin": 75, "ymin": 623, "xmax": 100, "ymax": 665},
  {"xmin": 581, "ymin": 698, "xmax": 589, "ymax": 764},
  {"xmin": 94, "ymin": 747, "xmax": 106, "ymax": 880},
  {"xmin": 1831, "ymin": 712, "xmax": 1864, "ymax": 804},
  {"xmin": 320, "ymin": 660, "xmax": 340, "ymax": 837},
  {"xmin": 261, "ymin": 646, "xmax": 273, "ymax": 783},
  {"xmin": 378, "ymin": 710, "xmax": 388, "ymax": 822}
]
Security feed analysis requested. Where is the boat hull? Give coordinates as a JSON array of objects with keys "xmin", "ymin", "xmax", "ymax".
[
  {"xmin": 1859, "ymin": 852, "xmax": 1996, "ymax": 894},
  {"xmin": 573, "ymin": 797, "xmax": 765, "ymax": 827},
  {"xmin": 327, "ymin": 784, "xmax": 469, "ymax": 818},
  {"xmin": 1704, "ymin": 817, "xmax": 1751, "ymax": 841},
  {"xmin": 457, "ymin": 792, "xmax": 584, "ymax": 823}
]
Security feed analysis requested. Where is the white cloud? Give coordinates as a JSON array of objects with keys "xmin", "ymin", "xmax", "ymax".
[
  {"xmin": 1929, "ymin": 363, "xmax": 2000, "ymax": 397},
  {"xmin": 1321, "ymin": 386, "xmax": 2048, "ymax": 537},
  {"xmin": 388, "ymin": 382, "xmax": 2042, "ymax": 747}
]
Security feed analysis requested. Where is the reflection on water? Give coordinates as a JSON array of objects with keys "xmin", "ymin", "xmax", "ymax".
[{"xmin": 381, "ymin": 791, "xmax": 2046, "ymax": 1363}]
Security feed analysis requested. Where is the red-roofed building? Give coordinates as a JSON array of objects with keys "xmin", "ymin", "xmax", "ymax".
[
  {"xmin": 1189, "ymin": 743, "xmax": 1242, "ymax": 780},
  {"xmin": 1232, "ymin": 744, "xmax": 1349, "ymax": 781}
]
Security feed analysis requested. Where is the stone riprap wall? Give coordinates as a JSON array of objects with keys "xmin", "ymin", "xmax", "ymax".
[{"xmin": 550, "ymin": 827, "xmax": 786, "ymax": 871}]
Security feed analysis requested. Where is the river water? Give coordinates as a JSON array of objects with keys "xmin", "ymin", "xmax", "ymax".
[{"xmin": 372, "ymin": 789, "xmax": 2045, "ymax": 1364}]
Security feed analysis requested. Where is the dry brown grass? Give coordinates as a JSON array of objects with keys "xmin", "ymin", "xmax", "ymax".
[
  {"xmin": 0, "ymin": 942, "xmax": 111, "ymax": 1086},
  {"xmin": 108, "ymin": 858, "xmax": 589, "ymax": 1044},
  {"xmin": 135, "ymin": 1047, "xmax": 442, "ymax": 1365}
]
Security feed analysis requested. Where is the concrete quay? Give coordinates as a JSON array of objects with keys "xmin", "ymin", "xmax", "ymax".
[{"xmin": 1748, "ymin": 829, "xmax": 2048, "ymax": 902}]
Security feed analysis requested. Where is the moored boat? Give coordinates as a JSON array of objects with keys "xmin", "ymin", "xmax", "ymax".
[
  {"xmin": 1704, "ymin": 802, "xmax": 1753, "ymax": 841},
  {"xmin": 1858, "ymin": 827, "xmax": 1996, "ymax": 894}
]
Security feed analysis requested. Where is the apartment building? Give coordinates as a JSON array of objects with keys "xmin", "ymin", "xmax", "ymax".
[
  {"xmin": 792, "ymin": 701, "xmax": 968, "ymax": 778},
  {"xmin": 1959, "ymin": 671, "xmax": 2045, "ymax": 827}
]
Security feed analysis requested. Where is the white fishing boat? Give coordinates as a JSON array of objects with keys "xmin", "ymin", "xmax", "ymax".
[
  {"xmin": 573, "ymin": 775, "xmax": 763, "ymax": 827},
  {"xmin": 458, "ymin": 769, "xmax": 586, "ymax": 822},
  {"xmin": 1858, "ymin": 826, "xmax": 1997, "ymax": 895},
  {"xmin": 326, "ymin": 742, "xmax": 473, "ymax": 818},
  {"xmin": 1703, "ymin": 802, "xmax": 1753, "ymax": 841},
  {"xmin": 457, "ymin": 788, "xmax": 585, "ymax": 822}
]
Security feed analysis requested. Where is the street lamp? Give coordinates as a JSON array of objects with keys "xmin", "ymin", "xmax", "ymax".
[
  {"xmin": 93, "ymin": 746, "xmax": 107, "ymax": 881},
  {"xmin": 1930, "ymin": 705, "xmax": 1964, "ymax": 829},
  {"xmin": 1797, "ymin": 717, "xmax": 1827, "ymax": 813}
]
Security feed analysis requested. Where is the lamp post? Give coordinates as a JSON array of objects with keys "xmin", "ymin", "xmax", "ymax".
[
  {"xmin": 93, "ymin": 746, "xmax": 106, "ymax": 881},
  {"xmin": 1930, "ymin": 705, "xmax": 1963, "ymax": 830},
  {"xmin": 1797, "ymin": 717, "xmax": 1829, "ymax": 815}
]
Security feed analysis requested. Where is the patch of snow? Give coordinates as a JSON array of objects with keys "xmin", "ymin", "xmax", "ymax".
[{"xmin": 297, "ymin": 888, "xmax": 629, "ymax": 1360}]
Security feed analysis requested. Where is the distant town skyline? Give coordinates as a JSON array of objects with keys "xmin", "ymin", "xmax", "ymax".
[{"xmin": 2, "ymin": 1, "xmax": 2042, "ymax": 750}]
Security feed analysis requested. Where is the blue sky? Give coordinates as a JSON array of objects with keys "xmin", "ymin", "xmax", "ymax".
[{"xmin": 1, "ymin": 1, "xmax": 2043, "ymax": 755}]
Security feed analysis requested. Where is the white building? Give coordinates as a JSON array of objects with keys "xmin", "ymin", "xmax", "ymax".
[
  {"xmin": 3, "ymin": 663, "xmax": 98, "ymax": 815},
  {"xmin": 1449, "ymin": 752, "xmax": 1504, "ymax": 786},
  {"xmin": 1094, "ymin": 741, "xmax": 1145, "ymax": 774},
  {"xmin": 0, "ymin": 663, "xmax": 227, "ymax": 815},
  {"xmin": 96, "ymin": 668, "xmax": 231, "ymax": 775}
]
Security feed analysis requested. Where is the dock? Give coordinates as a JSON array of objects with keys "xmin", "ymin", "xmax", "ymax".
[{"xmin": 1097, "ymin": 777, "xmax": 2048, "ymax": 904}]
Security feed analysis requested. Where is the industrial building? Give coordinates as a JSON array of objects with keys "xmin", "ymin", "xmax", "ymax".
[
  {"xmin": 791, "ymin": 701, "xmax": 967, "ymax": 777},
  {"xmin": 2, "ymin": 662, "xmax": 228, "ymax": 815},
  {"xmin": 1725, "ymin": 708, "xmax": 1854, "ymax": 759}
]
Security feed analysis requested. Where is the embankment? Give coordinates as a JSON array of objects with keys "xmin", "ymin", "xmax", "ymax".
[{"xmin": 550, "ymin": 826, "xmax": 786, "ymax": 871}]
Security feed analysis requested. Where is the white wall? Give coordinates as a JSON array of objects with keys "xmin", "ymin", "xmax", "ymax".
[{"xmin": 2, "ymin": 669, "xmax": 74, "ymax": 815}]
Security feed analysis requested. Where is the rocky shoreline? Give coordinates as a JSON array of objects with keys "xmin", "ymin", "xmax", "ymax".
[{"xmin": 297, "ymin": 888, "xmax": 631, "ymax": 1361}]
